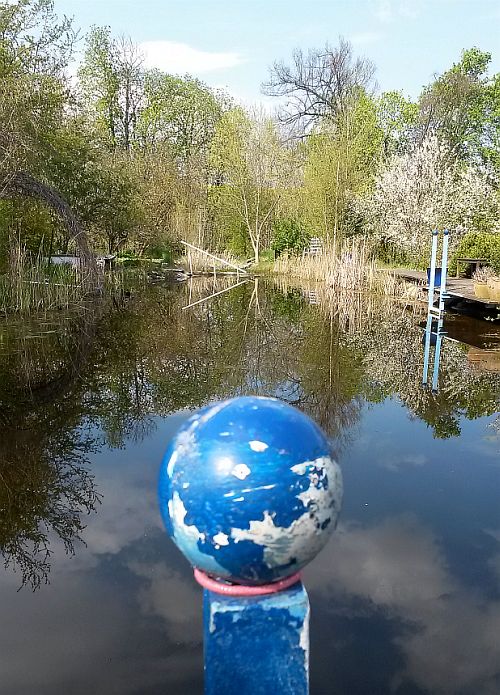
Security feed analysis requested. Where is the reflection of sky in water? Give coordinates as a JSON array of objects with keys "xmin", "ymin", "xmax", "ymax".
[
  {"xmin": 1, "ymin": 401, "xmax": 498, "ymax": 694},
  {"xmin": 305, "ymin": 401, "xmax": 500, "ymax": 695}
]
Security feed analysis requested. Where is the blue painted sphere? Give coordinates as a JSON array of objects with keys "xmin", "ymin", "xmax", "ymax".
[{"xmin": 158, "ymin": 396, "xmax": 343, "ymax": 585}]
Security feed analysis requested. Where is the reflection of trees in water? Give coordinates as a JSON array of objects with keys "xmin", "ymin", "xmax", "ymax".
[
  {"xmin": 280, "ymin": 278, "xmax": 500, "ymax": 438},
  {"xmin": 0, "ymin": 427, "xmax": 99, "ymax": 589},
  {"xmin": 3, "ymin": 276, "xmax": 497, "ymax": 587},
  {"xmin": 0, "ymin": 311, "xmax": 103, "ymax": 588},
  {"xmin": 347, "ymin": 313, "xmax": 500, "ymax": 438}
]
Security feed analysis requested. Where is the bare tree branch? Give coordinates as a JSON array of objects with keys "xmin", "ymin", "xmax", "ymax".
[{"xmin": 262, "ymin": 38, "xmax": 377, "ymax": 135}]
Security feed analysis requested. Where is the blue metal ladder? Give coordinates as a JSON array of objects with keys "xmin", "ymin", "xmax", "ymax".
[{"xmin": 422, "ymin": 230, "xmax": 450, "ymax": 392}]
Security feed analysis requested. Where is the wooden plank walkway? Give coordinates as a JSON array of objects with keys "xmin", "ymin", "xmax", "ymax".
[{"xmin": 392, "ymin": 268, "xmax": 499, "ymax": 306}]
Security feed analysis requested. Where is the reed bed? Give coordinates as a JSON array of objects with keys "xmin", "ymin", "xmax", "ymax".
[
  {"xmin": 274, "ymin": 239, "xmax": 425, "ymax": 301},
  {"xmin": 0, "ymin": 246, "xmax": 95, "ymax": 315}
]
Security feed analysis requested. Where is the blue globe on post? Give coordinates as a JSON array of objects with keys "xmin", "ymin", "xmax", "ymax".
[{"xmin": 158, "ymin": 396, "xmax": 343, "ymax": 585}]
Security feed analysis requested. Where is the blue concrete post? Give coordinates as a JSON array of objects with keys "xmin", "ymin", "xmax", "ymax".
[
  {"xmin": 158, "ymin": 396, "xmax": 343, "ymax": 695},
  {"xmin": 204, "ymin": 583, "xmax": 309, "ymax": 695}
]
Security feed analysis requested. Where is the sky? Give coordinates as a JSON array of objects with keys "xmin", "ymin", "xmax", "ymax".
[{"xmin": 54, "ymin": 0, "xmax": 500, "ymax": 105}]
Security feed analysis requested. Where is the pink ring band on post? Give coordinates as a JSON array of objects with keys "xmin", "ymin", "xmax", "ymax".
[{"xmin": 194, "ymin": 568, "xmax": 302, "ymax": 596}]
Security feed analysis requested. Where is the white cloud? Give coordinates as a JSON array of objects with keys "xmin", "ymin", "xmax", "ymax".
[
  {"xmin": 373, "ymin": 0, "xmax": 420, "ymax": 22},
  {"xmin": 383, "ymin": 452, "xmax": 428, "ymax": 471},
  {"xmin": 131, "ymin": 561, "xmax": 202, "ymax": 643},
  {"xmin": 139, "ymin": 40, "xmax": 245, "ymax": 75}
]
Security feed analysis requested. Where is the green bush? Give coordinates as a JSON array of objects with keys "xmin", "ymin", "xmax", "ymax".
[
  {"xmin": 271, "ymin": 219, "xmax": 310, "ymax": 255},
  {"xmin": 451, "ymin": 232, "xmax": 500, "ymax": 275}
]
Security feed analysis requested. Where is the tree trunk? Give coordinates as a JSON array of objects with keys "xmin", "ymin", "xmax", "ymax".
[{"xmin": 0, "ymin": 171, "xmax": 97, "ymax": 277}]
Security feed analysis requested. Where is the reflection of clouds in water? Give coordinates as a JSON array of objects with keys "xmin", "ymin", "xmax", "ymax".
[
  {"xmin": 47, "ymin": 457, "xmax": 162, "ymax": 575},
  {"xmin": 131, "ymin": 561, "xmax": 202, "ymax": 643},
  {"xmin": 82, "ymin": 472, "xmax": 161, "ymax": 555},
  {"xmin": 0, "ymin": 572, "xmax": 130, "ymax": 693},
  {"xmin": 382, "ymin": 453, "xmax": 428, "ymax": 472},
  {"xmin": 0, "ymin": 412, "xmax": 205, "ymax": 693},
  {"xmin": 305, "ymin": 517, "xmax": 500, "ymax": 695},
  {"xmin": 57, "ymin": 414, "xmax": 190, "ymax": 572},
  {"xmin": 485, "ymin": 530, "xmax": 500, "ymax": 586},
  {"xmin": 0, "ymin": 515, "xmax": 202, "ymax": 693}
]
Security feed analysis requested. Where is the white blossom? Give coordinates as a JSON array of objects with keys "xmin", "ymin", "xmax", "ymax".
[{"xmin": 357, "ymin": 136, "xmax": 499, "ymax": 260}]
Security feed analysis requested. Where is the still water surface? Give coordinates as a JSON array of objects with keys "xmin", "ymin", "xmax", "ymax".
[{"xmin": 1, "ymin": 277, "xmax": 499, "ymax": 695}]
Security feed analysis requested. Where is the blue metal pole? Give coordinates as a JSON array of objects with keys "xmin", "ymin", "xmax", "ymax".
[
  {"xmin": 431, "ymin": 230, "xmax": 449, "ymax": 391},
  {"xmin": 422, "ymin": 317, "xmax": 432, "ymax": 386},
  {"xmin": 431, "ymin": 332, "xmax": 443, "ymax": 392},
  {"xmin": 423, "ymin": 230, "xmax": 439, "ymax": 386},
  {"xmin": 204, "ymin": 583, "xmax": 309, "ymax": 695}
]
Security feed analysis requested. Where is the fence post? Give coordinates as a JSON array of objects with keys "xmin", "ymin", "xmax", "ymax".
[{"xmin": 158, "ymin": 396, "xmax": 343, "ymax": 695}]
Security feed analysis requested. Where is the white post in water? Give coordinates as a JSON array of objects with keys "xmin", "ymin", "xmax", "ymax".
[{"xmin": 158, "ymin": 396, "xmax": 343, "ymax": 695}]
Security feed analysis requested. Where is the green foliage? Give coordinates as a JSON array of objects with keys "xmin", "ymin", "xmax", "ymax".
[
  {"xmin": 377, "ymin": 90, "xmax": 418, "ymax": 156},
  {"xmin": 271, "ymin": 219, "xmax": 310, "ymax": 255},
  {"xmin": 269, "ymin": 287, "xmax": 304, "ymax": 322},
  {"xmin": 208, "ymin": 184, "xmax": 251, "ymax": 256},
  {"xmin": 418, "ymin": 47, "xmax": 500, "ymax": 171},
  {"xmin": 302, "ymin": 90, "xmax": 383, "ymax": 244},
  {"xmin": 451, "ymin": 232, "xmax": 500, "ymax": 274},
  {"xmin": 78, "ymin": 26, "xmax": 143, "ymax": 151},
  {"xmin": 2, "ymin": 0, "xmax": 500, "ymax": 303},
  {"xmin": 139, "ymin": 71, "xmax": 229, "ymax": 161}
]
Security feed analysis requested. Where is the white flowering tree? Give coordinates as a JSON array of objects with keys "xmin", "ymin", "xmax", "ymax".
[{"xmin": 358, "ymin": 136, "xmax": 499, "ymax": 262}]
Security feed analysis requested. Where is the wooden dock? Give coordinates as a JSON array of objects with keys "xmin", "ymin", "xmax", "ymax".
[{"xmin": 393, "ymin": 269, "xmax": 500, "ymax": 306}]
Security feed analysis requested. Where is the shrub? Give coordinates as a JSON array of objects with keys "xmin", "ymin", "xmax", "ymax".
[
  {"xmin": 451, "ymin": 232, "xmax": 500, "ymax": 275},
  {"xmin": 271, "ymin": 219, "xmax": 310, "ymax": 255}
]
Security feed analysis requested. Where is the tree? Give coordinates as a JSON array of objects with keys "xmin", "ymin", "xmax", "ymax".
[
  {"xmin": 0, "ymin": 1, "xmax": 97, "ymax": 270},
  {"xmin": 89, "ymin": 152, "xmax": 140, "ymax": 253},
  {"xmin": 78, "ymin": 26, "xmax": 144, "ymax": 151},
  {"xmin": 302, "ymin": 90, "xmax": 383, "ymax": 245},
  {"xmin": 418, "ymin": 47, "xmax": 500, "ymax": 168},
  {"xmin": 0, "ymin": 0, "xmax": 75, "ymax": 77},
  {"xmin": 262, "ymin": 38, "xmax": 376, "ymax": 135},
  {"xmin": 358, "ymin": 135, "xmax": 499, "ymax": 263},
  {"xmin": 138, "ymin": 71, "xmax": 229, "ymax": 162},
  {"xmin": 376, "ymin": 91, "xmax": 418, "ymax": 156},
  {"xmin": 128, "ymin": 146, "xmax": 179, "ymax": 255},
  {"xmin": 271, "ymin": 219, "xmax": 310, "ymax": 255},
  {"xmin": 210, "ymin": 108, "xmax": 298, "ymax": 263}
]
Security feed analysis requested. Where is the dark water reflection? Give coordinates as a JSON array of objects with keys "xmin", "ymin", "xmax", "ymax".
[{"xmin": 0, "ymin": 277, "xmax": 499, "ymax": 694}]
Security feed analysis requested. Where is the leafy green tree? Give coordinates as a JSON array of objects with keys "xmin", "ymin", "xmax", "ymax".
[
  {"xmin": 377, "ymin": 90, "xmax": 418, "ymax": 156},
  {"xmin": 271, "ymin": 219, "xmax": 310, "ymax": 255},
  {"xmin": 210, "ymin": 108, "xmax": 298, "ymax": 263},
  {"xmin": 302, "ymin": 90, "xmax": 383, "ymax": 245},
  {"xmin": 419, "ymin": 47, "xmax": 500, "ymax": 168},
  {"xmin": 88, "ymin": 152, "xmax": 140, "ymax": 253},
  {"xmin": 138, "ymin": 71, "xmax": 229, "ymax": 161},
  {"xmin": 78, "ymin": 26, "xmax": 144, "ymax": 151}
]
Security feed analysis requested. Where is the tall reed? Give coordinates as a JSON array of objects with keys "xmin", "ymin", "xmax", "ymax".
[
  {"xmin": 0, "ymin": 245, "xmax": 92, "ymax": 315},
  {"xmin": 274, "ymin": 239, "xmax": 425, "ymax": 300}
]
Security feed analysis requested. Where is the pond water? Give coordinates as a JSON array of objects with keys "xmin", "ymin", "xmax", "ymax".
[{"xmin": 1, "ymin": 277, "xmax": 499, "ymax": 695}]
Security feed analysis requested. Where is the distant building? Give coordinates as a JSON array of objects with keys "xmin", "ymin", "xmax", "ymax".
[{"xmin": 46, "ymin": 254, "xmax": 116, "ymax": 270}]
